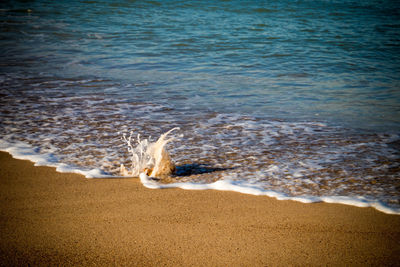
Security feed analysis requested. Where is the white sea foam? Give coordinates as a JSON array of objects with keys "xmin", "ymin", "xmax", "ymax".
[
  {"xmin": 1, "ymin": 137, "xmax": 399, "ymax": 215},
  {"xmin": 0, "ymin": 140, "xmax": 111, "ymax": 178},
  {"xmin": 139, "ymin": 173, "xmax": 400, "ymax": 215}
]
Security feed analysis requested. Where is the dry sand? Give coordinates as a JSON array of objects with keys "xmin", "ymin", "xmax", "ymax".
[{"xmin": 0, "ymin": 151, "xmax": 399, "ymax": 266}]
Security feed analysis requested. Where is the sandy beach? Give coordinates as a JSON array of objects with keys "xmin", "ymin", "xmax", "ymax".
[{"xmin": 0, "ymin": 151, "xmax": 399, "ymax": 266}]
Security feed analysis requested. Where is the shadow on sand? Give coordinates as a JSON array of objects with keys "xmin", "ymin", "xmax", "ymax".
[{"xmin": 174, "ymin": 163, "xmax": 231, "ymax": 177}]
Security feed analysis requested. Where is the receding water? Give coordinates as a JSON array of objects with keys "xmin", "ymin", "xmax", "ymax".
[{"xmin": 1, "ymin": 0, "xmax": 400, "ymax": 213}]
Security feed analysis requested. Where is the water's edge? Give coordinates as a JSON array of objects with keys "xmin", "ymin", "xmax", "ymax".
[{"xmin": 2, "ymin": 140, "xmax": 398, "ymax": 215}]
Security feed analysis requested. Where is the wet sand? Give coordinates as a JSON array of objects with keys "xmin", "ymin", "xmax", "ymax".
[{"xmin": 0, "ymin": 151, "xmax": 399, "ymax": 266}]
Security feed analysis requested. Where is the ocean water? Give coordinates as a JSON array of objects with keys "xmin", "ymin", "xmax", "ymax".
[{"xmin": 1, "ymin": 0, "xmax": 400, "ymax": 214}]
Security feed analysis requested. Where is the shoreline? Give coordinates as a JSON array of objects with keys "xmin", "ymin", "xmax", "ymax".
[
  {"xmin": 2, "ymin": 141, "xmax": 399, "ymax": 215},
  {"xmin": 1, "ymin": 151, "xmax": 399, "ymax": 265}
]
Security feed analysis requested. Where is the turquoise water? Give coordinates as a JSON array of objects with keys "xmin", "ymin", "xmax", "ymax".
[
  {"xmin": 1, "ymin": 0, "xmax": 400, "ymax": 212},
  {"xmin": 2, "ymin": 0, "xmax": 400, "ymax": 130}
]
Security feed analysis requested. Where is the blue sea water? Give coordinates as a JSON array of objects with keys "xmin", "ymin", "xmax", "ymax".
[{"xmin": 1, "ymin": 0, "xmax": 400, "ymax": 213}]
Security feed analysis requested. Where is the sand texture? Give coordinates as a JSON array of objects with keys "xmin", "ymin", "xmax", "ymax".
[{"xmin": 0, "ymin": 151, "xmax": 399, "ymax": 266}]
